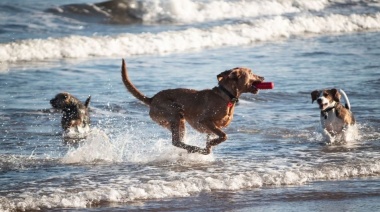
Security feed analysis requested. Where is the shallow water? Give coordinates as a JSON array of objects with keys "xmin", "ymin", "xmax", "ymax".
[{"xmin": 1, "ymin": 0, "xmax": 380, "ymax": 211}]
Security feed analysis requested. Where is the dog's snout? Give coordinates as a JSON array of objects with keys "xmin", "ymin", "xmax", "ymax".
[
  {"xmin": 50, "ymin": 98, "xmax": 58, "ymax": 108},
  {"xmin": 317, "ymin": 98, "xmax": 322, "ymax": 104},
  {"xmin": 50, "ymin": 98, "xmax": 57, "ymax": 105},
  {"xmin": 253, "ymin": 75, "xmax": 264, "ymax": 82}
]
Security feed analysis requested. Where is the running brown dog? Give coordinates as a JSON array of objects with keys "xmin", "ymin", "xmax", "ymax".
[
  {"xmin": 121, "ymin": 59, "xmax": 264, "ymax": 155},
  {"xmin": 50, "ymin": 92, "xmax": 91, "ymax": 137}
]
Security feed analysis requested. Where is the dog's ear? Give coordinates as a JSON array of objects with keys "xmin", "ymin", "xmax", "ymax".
[
  {"xmin": 84, "ymin": 95, "xmax": 91, "ymax": 108},
  {"xmin": 61, "ymin": 93, "xmax": 69, "ymax": 100},
  {"xmin": 330, "ymin": 88, "xmax": 341, "ymax": 102},
  {"xmin": 217, "ymin": 68, "xmax": 242, "ymax": 82},
  {"xmin": 228, "ymin": 69, "xmax": 241, "ymax": 80},
  {"xmin": 311, "ymin": 90, "xmax": 320, "ymax": 103},
  {"xmin": 217, "ymin": 70, "xmax": 232, "ymax": 82}
]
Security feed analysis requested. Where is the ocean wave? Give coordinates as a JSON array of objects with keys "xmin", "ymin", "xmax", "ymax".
[
  {"xmin": 1, "ymin": 159, "xmax": 379, "ymax": 211},
  {"xmin": 47, "ymin": 0, "xmax": 329, "ymax": 24},
  {"xmin": 1, "ymin": 12, "xmax": 380, "ymax": 63}
]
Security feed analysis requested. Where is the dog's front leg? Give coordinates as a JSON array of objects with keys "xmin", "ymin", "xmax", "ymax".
[
  {"xmin": 322, "ymin": 128, "xmax": 334, "ymax": 144},
  {"xmin": 206, "ymin": 131, "xmax": 227, "ymax": 148},
  {"xmin": 206, "ymin": 134, "xmax": 215, "ymax": 142},
  {"xmin": 201, "ymin": 121, "xmax": 227, "ymax": 154}
]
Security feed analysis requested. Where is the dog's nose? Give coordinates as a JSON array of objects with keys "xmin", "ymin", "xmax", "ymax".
[
  {"xmin": 317, "ymin": 98, "xmax": 322, "ymax": 104},
  {"xmin": 50, "ymin": 99, "xmax": 56, "ymax": 106}
]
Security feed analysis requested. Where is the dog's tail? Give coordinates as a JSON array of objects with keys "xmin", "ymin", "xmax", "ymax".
[
  {"xmin": 121, "ymin": 59, "xmax": 152, "ymax": 106},
  {"xmin": 339, "ymin": 89, "xmax": 351, "ymax": 110},
  {"xmin": 84, "ymin": 95, "xmax": 91, "ymax": 108}
]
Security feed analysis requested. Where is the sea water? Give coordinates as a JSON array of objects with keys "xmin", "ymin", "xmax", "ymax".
[{"xmin": 1, "ymin": 0, "xmax": 380, "ymax": 211}]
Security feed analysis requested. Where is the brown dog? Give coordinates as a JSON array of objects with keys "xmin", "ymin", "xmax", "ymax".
[
  {"xmin": 121, "ymin": 59, "xmax": 264, "ymax": 155},
  {"xmin": 50, "ymin": 92, "xmax": 91, "ymax": 137}
]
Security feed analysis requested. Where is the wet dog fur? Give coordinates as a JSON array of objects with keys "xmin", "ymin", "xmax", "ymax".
[
  {"xmin": 121, "ymin": 59, "xmax": 265, "ymax": 155},
  {"xmin": 50, "ymin": 92, "xmax": 91, "ymax": 137},
  {"xmin": 311, "ymin": 88, "xmax": 355, "ymax": 142}
]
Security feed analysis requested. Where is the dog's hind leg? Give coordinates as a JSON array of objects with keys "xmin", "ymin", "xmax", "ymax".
[
  {"xmin": 170, "ymin": 104, "xmax": 205, "ymax": 154},
  {"xmin": 170, "ymin": 118, "xmax": 204, "ymax": 154}
]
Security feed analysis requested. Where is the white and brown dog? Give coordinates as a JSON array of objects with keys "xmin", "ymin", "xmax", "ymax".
[{"xmin": 311, "ymin": 88, "xmax": 355, "ymax": 143}]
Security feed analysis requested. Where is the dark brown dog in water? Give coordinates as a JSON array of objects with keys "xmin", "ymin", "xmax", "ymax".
[
  {"xmin": 121, "ymin": 59, "xmax": 264, "ymax": 155},
  {"xmin": 50, "ymin": 92, "xmax": 91, "ymax": 136}
]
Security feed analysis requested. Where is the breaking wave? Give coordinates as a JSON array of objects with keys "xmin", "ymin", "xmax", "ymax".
[
  {"xmin": 47, "ymin": 0, "xmax": 330, "ymax": 24},
  {"xmin": 1, "ymin": 12, "xmax": 380, "ymax": 63}
]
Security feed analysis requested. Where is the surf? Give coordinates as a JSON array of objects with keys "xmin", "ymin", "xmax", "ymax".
[{"xmin": 2, "ymin": 12, "xmax": 380, "ymax": 64}]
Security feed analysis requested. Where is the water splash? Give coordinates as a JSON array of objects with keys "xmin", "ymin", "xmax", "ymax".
[
  {"xmin": 61, "ymin": 127, "xmax": 215, "ymax": 164},
  {"xmin": 61, "ymin": 128, "xmax": 117, "ymax": 164}
]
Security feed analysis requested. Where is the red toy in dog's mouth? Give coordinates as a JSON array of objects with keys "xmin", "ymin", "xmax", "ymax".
[{"xmin": 253, "ymin": 82, "xmax": 274, "ymax": 90}]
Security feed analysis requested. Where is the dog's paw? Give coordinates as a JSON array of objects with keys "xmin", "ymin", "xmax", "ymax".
[
  {"xmin": 187, "ymin": 146, "xmax": 211, "ymax": 155},
  {"xmin": 187, "ymin": 146, "xmax": 200, "ymax": 154},
  {"xmin": 197, "ymin": 147, "xmax": 211, "ymax": 155},
  {"xmin": 201, "ymin": 148, "xmax": 211, "ymax": 155}
]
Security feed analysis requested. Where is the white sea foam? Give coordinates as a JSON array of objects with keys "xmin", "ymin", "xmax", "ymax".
[
  {"xmin": 1, "ymin": 124, "xmax": 379, "ymax": 211},
  {"xmin": 61, "ymin": 128, "xmax": 118, "ymax": 164},
  {"xmin": 139, "ymin": 0, "xmax": 329, "ymax": 23},
  {"xmin": 54, "ymin": 0, "xmax": 329, "ymax": 24},
  {"xmin": 2, "ymin": 158, "xmax": 380, "ymax": 211},
  {"xmin": 61, "ymin": 127, "xmax": 215, "ymax": 164},
  {"xmin": 1, "ymin": 12, "xmax": 380, "ymax": 63},
  {"xmin": 313, "ymin": 123, "xmax": 361, "ymax": 144}
]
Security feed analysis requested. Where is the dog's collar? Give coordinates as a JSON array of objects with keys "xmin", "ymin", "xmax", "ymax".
[
  {"xmin": 218, "ymin": 85, "xmax": 238, "ymax": 107},
  {"xmin": 321, "ymin": 103, "xmax": 337, "ymax": 119}
]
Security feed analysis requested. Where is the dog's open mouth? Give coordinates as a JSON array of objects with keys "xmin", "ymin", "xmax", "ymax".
[
  {"xmin": 251, "ymin": 81, "xmax": 264, "ymax": 94},
  {"xmin": 251, "ymin": 86, "xmax": 259, "ymax": 94}
]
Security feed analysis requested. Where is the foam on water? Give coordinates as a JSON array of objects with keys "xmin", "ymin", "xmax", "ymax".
[
  {"xmin": 139, "ymin": 0, "xmax": 328, "ymax": 23},
  {"xmin": 313, "ymin": 123, "xmax": 361, "ymax": 144},
  {"xmin": 2, "ymin": 158, "xmax": 380, "ymax": 211},
  {"xmin": 1, "ymin": 121, "xmax": 380, "ymax": 211},
  {"xmin": 61, "ymin": 128, "xmax": 118, "ymax": 164},
  {"xmin": 61, "ymin": 126, "xmax": 215, "ymax": 164},
  {"xmin": 1, "ymin": 12, "xmax": 380, "ymax": 64},
  {"xmin": 49, "ymin": 0, "xmax": 329, "ymax": 24}
]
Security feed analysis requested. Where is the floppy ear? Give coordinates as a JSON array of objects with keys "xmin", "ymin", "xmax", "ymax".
[
  {"xmin": 59, "ymin": 93, "xmax": 69, "ymax": 104},
  {"xmin": 330, "ymin": 88, "xmax": 341, "ymax": 102},
  {"xmin": 217, "ymin": 70, "xmax": 232, "ymax": 82},
  {"xmin": 228, "ymin": 69, "xmax": 241, "ymax": 80},
  {"xmin": 311, "ymin": 90, "xmax": 320, "ymax": 103}
]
